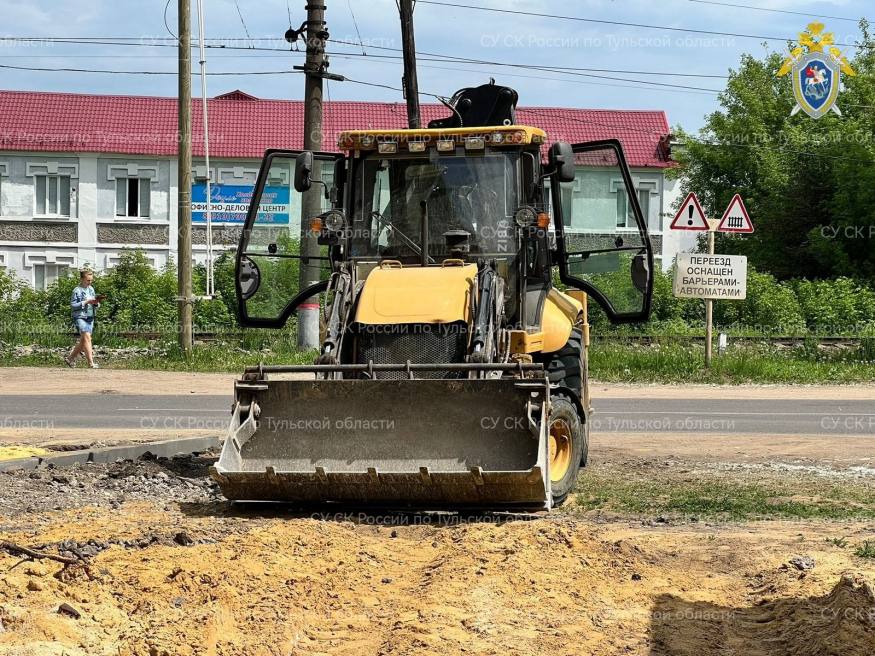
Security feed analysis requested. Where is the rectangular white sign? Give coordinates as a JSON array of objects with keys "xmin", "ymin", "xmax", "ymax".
[{"xmin": 673, "ymin": 253, "xmax": 748, "ymax": 300}]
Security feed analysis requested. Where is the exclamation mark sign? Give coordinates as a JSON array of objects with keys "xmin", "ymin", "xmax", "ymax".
[{"xmin": 687, "ymin": 205, "xmax": 694, "ymax": 226}]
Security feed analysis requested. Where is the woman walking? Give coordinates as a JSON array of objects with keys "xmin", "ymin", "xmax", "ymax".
[{"xmin": 65, "ymin": 269, "xmax": 101, "ymax": 369}]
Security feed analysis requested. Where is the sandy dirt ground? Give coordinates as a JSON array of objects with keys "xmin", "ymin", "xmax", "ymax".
[
  {"xmin": 0, "ymin": 454, "xmax": 872, "ymax": 656},
  {"xmin": 597, "ymin": 432, "xmax": 875, "ymax": 468},
  {"xmin": 1, "ymin": 369, "xmax": 873, "ymax": 654},
  {"xmin": 5, "ymin": 367, "xmax": 875, "ymax": 400}
]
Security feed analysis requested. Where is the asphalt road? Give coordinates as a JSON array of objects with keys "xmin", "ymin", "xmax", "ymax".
[{"xmin": 2, "ymin": 395, "xmax": 874, "ymax": 436}]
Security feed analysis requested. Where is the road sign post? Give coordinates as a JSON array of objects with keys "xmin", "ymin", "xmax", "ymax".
[
  {"xmin": 705, "ymin": 228, "xmax": 715, "ymax": 367},
  {"xmin": 671, "ymin": 193, "xmax": 754, "ymax": 368}
]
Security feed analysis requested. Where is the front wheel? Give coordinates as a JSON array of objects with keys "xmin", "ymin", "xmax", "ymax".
[{"xmin": 548, "ymin": 396, "xmax": 586, "ymax": 506}]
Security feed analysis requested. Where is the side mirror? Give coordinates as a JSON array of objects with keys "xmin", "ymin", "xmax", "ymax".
[
  {"xmin": 548, "ymin": 142, "xmax": 576, "ymax": 183},
  {"xmin": 238, "ymin": 255, "xmax": 261, "ymax": 300},
  {"xmin": 631, "ymin": 252, "xmax": 650, "ymax": 295},
  {"xmin": 294, "ymin": 151, "xmax": 314, "ymax": 192}
]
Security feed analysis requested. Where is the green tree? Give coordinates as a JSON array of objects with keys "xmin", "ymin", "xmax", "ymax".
[{"xmin": 675, "ymin": 20, "xmax": 875, "ymax": 280}]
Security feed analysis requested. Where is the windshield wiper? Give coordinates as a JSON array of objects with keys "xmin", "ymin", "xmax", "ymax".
[{"xmin": 371, "ymin": 211, "xmax": 435, "ymax": 264}]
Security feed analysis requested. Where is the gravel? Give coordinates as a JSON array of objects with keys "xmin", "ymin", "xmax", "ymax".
[{"xmin": 0, "ymin": 452, "xmax": 221, "ymax": 516}]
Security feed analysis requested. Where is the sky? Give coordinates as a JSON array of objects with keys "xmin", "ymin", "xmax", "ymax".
[{"xmin": 0, "ymin": 0, "xmax": 870, "ymax": 132}]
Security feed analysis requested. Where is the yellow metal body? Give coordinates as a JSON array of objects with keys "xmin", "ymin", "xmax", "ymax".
[
  {"xmin": 540, "ymin": 289, "xmax": 583, "ymax": 353},
  {"xmin": 355, "ymin": 264, "xmax": 476, "ymax": 325}
]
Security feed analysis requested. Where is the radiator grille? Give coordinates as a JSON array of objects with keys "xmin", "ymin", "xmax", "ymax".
[{"xmin": 356, "ymin": 322, "xmax": 469, "ymax": 380}]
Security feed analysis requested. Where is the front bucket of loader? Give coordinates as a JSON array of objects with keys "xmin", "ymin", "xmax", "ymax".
[{"xmin": 212, "ymin": 376, "xmax": 551, "ymax": 510}]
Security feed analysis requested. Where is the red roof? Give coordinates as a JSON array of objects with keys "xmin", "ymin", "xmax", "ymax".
[{"xmin": 0, "ymin": 89, "xmax": 672, "ymax": 168}]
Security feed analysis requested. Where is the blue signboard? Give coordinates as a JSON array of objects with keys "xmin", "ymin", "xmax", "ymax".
[{"xmin": 192, "ymin": 183, "xmax": 290, "ymax": 224}]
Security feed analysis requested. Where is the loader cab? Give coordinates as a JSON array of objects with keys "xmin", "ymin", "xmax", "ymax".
[
  {"xmin": 342, "ymin": 126, "xmax": 548, "ymax": 324},
  {"xmin": 233, "ymin": 130, "xmax": 653, "ymax": 329}
]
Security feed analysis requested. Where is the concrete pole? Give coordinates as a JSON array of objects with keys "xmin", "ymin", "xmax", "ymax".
[
  {"xmin": 399, "ymin": 0, "xmax": 421, "ymax": 129},
  {"xmin": 298, "ymin": 1, "xmax": 327, "ymax": 350},
  {"xmin": 177, "ymin": 0, "xmax": 193, "ymax": 355}
]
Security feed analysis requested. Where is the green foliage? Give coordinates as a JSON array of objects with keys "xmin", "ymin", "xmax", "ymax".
[
  {"xmin": 675, "ymin": 21, "xmax": 875, "ymax": 280},
  {"xmin": 589, "ymin": 341, "xmax": 875, "ymax": 384},
  {"xmin": 715, "ymin": 269, "xmax": 806, "ymax": 334},
  {"xmin": 792, "ymin": 277, "xmax": 875, "ymax": 333}
]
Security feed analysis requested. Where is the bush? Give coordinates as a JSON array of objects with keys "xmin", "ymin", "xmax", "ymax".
[
  {"xmin": 792, "ymin": 277, "xmax": 875, "ymax": 334},
  {"xmin": 715, "ymin": 270, "xmax": 806, "ymax": 335}
]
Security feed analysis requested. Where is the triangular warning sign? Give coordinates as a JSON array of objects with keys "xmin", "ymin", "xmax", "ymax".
[
  {"xmin": 670, "ymin": 192, "xmax": 709, "ymax": 231},
  {"xmin": 717, "ymin": 194, "xmax": 754, "ymax": 233}
]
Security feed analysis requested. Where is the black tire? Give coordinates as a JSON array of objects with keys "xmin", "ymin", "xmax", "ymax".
[
  {"xmin": 538, "ymin": 328, "xmax": 582, "ymax": 396},
  {"xmin": 548, "ymin": 396, "xmax": 585, "ymax": 507}
]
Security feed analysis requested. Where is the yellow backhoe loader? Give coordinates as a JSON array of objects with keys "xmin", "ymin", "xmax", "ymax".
[{"xmin": 212, "ymin": 83, "xmax": 654, "ymax": 510}]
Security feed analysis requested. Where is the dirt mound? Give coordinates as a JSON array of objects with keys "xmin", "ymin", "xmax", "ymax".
[{"xmin": 652, "ymin": 573, "xmax": 875, "ymax": 656}]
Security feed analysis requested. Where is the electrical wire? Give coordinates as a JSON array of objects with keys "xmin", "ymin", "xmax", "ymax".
[
  {"xmin": 0, "ymin": 62, "xmax": 303, "ymax": 76},
  {"xmin": 346, "ymin": 0, "xmax": 367, "ymax": 55},
  {"xmin": 685, "ymin": 0, "xmax": 867, "ymax": 23},
  {"xmin": 233, "ymin": 0, "xmax": 253, "ymax": 42},
  {"xmin": 415, "ymin": 0, "xmax": 870, "ymax": 50},
  {"xmin": 0, "ymin": 35, "xmax": 731, "ymax": 79},
  {"xmin": 163, "ymin": 0, "xmax": 177, "ymax": 40}
]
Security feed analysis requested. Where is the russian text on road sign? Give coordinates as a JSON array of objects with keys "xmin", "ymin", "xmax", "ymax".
[
  {"xmin": 673, "ymin": 253, "xmax": 748, "ymax": 300},
  {"xmin": 717, "ymin": 194, "xmax": 754, "ymax": 233},
  {"xmin": 670, "ymin": 192, "xmax": 709, "ymax": 231}
]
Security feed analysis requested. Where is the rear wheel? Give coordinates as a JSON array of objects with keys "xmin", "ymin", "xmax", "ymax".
[
  {"xmin": 539, "ymin": 328, "xmax": 582, "ymax": 395},
  {"xmin": 548, "ymin": 396, "xmax": 584, "ymax": 506}
]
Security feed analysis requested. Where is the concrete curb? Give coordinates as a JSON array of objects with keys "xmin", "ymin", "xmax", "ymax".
[{"xmin": 0, "ymin": 436, "xmax": 221, "ymax": 473}]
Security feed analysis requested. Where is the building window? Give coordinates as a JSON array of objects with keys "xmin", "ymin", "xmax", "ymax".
[
  {"xmin": 116, "ymin": 177, "xmax": 151, "ymax": 218},
  {"xmin": 35, "ymin": 175, "xmax": 71, "ymax": 217},
  {"xmin": 616, "ymin": 182, "xmax": 655, "ymax": 229},
  {"xmin": 637, "ymin": 188, "xmax": 651, "ymax": 228},
  {"xmin": 33, "ymin": 263, "xmax": 68, "ymax": 291}
]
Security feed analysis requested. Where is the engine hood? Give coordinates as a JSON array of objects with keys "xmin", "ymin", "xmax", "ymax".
[{"xmin": 354, "ymin": 264, "xmax": 477, "ymax": 325}]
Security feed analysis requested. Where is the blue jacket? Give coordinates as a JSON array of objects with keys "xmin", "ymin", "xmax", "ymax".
[{"xmin": 71, "ymin": 285, "xmax": 99, "ymax": 320}]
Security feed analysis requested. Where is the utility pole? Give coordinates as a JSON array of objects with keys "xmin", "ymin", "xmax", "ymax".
[
  {"xmin": 297, "ymin": 1, "xmax": 328, "ymax": 350},
  {"xmin": 177, "ymin": 0, "xmax": 193, "ymax": 355},
  {"xmin": 399, "ymin": 0, "xmax": 420, "ymax": 128}
]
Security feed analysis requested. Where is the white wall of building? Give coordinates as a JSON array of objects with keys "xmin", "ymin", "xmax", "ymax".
[{"xmin": 0, "ymin": 151, "xmax": 256, "ymax": 288}]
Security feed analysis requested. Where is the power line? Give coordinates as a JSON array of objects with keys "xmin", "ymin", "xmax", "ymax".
[
  {"xmin": 327, "ymin": 37, "xmax": 729, "ymax": 78},
  {"xmin": 232, "ymin": 0, "xmax": 253, "ymax": 41},
  {"xmin": 415, "ymin": 0, "xmax": 869, "ymax": 50},
  {"xmin": 0, "ymin": 62, "xmax": 303, "ymax": 76},
  {"xmin": 346, "ymin": 0, "xmax": 367, "ymax": 55},
  {"xmin": 685, "ymin": 0, "xmax": 867, "ymax": 23},
  {"xmin": 331, "ymin": 53, "xmax": 719, "ymax": 97},
  {"xmin": 0, "ymin": 36, "xmax": 731, "ymax": 93}
]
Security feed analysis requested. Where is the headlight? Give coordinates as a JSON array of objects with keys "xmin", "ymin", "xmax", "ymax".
[
  {"xmin": 514, "ymin": 206, "xmax": 537, "ymax": 228},
  {"xmin": 322, "ymin": 210, "xmax": 346, "ymax": 232}
]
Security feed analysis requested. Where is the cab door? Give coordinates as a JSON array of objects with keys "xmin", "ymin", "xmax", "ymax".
[
  {"xmin": 235, "ymin": 149, "xmax": 343, "ymax": 328},
  {"xmin": 551, "ymin": 140, "xmax": 654, "ymax": 323}
]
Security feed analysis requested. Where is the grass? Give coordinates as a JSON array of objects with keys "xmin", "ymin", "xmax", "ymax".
[
  {"xmin": 3, "ymin": 335, "xmax": 875, "ymax": 382},
  {"xmin": 856, "ymin": 541, "xmax": 875, "ymax": 559},
  {"xmin": 568, "ymin": 465, "xmax": 875, "ymax": 521},
  {"xmin": 1, "ymin": 337, "xmax": 316, "ymax": 373},
  {"xmin": 588, "ymin": 341, "xmax": 875, "ymax": 384}
]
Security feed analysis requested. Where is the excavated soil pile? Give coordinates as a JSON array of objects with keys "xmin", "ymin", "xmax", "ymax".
[{"xmin": 0, "ymin": 456, "xmax": 873, "ymax": 656}]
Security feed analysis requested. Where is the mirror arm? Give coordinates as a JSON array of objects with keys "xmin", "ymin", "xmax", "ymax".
[{"xmin": 538, "ymin": 164, "xmax": 557, "ymax": 182}]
